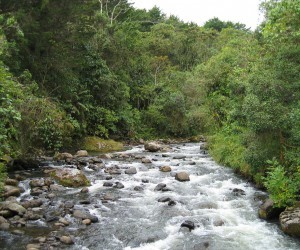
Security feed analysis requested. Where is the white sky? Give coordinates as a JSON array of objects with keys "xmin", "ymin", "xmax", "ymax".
[{"xmin": 131, "ymin": 0, "xmax": 264, "ymax": 30}]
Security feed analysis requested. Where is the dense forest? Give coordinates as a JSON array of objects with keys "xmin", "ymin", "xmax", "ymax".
[{"xmin": 0, "ymin": 0, "xmax": 300, "ymax": 207}]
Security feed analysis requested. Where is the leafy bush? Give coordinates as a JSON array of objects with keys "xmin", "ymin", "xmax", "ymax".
[{"xmin": 263, "ymin": 160, "xmax": 300, "ymax": 207}]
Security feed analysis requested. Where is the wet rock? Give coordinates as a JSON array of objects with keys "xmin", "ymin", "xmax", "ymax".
[
  {"xmin": 142, "ymin": 158, "xmax": 152, "ymax": 164},
  {"xmin": 232, "ymin": 188, "xmax": 246, "ymax": 196},
  {"xmin": 26, "ymin": 243, "xmax": 41, "ymax": 250},
  {"xmin": 173, "ymin": 155, "xmax": 186, "ymax": 159},
  {"xmin": 79, "ymin": 200, "xmax": 91, "ymax": 205},
  {"xmin": 50, "ymin": 184, "xmax": 65, "ymax": 191},
  {"xmin": 0, "ymin": 216, "xmax": 9, "ymax": 229},
  {"xmin": 159, "ymin": 166, "xmax": 172, "ymax": 172},
  {"xmin": 50, "ymin": 168, "xmax": 90, "ymax": 187},
  {"xmin": 4, "ymin": 202, "xmax": 26, "ymax": 216},
  {"xmin": 187, "ymin": 161, "xmax": 196, "ymax": 165},
  {"xmin": 134, "ymin": 186, "xmax": 144, "ymax": 191},
  {"xmin": 73, "ymin": 210, "xmax": 98, "ymax": 223},
  {"xmin": 154, "ymin": 183, "xmax": 166, "ymax": 191},
  {"xmin": 161, "ymin": 187, "xmax": 172, "ymax": 192},
  {"xmin": 59, "ymin": 217, "xmax": 70, "ymax": 226},
  {"xmin": 158, "ymin": 197, "xmax": 172, "ymax": 203},
  {"xmin": 144, "ymin": 142, "xmax": 161, "ymax": 152},
  {"xmin": 90, "ymin": 157, "xmax": 103, "ymax": 164},
  {"xmin": 168, "ymin": 200, "xmax": 176, "ymax": 206},
  {"xmin": 213, "ymin": 219, "xmax": 225, "ymax": 227},
  {"xmin": 60, "ymin": 235, "xmax": 74, "ymax": 245},
  {"xmin": 114, "ymin": 182, "xmax": 124, "ymax": 189},
  {"xmin": 3, "ymin": 185, "xmax": 21, "ymax": 197},
  {"xmin": 5, "ymin": 178, "xmax": 18, "ymax": 186},
  {"xmin": 181, "ymin": 220, "xmax": 195, "ymax": 231},
  {"xmin": 280, "ymin": 206, "xmax": 300, "ymax": 236},
  {"xmin": 162, "ymin": 154, "xmax": 170, "ymax": 157},
  {"xmin": 105, "ymin": 166, "xmax": 122, "ymax": 175},
  {"xmin": 54, "ymin": 152, "xmax": 73, "ymax": 161},
  {"xmin": 75, "ymin": 150, "xmax": 88, "ymax": 157},
  {"xmin": 142, "ymin": 179, "xmax": 149, "ymax": 183},
  {"xmin": 30, "ymin": 187, "xmax": 44, "ymax": 196},
  {"xmin": 81, "ymin": 187, "xmax": 89, "ymax": 193},
  {"xmin": 21, "ymin": 199, "xmax": 43, "ymax": 209},
  {"xmin": 0, "ymin": 210, "xmax": 14, "ymax": 218},
  {"xmin": 175, "ymin": 172, "xmax": 190, "ymax": 182},
  {"xmin": 106, "ymin": 176, "xmax": 113, "ymax": 180},
  {"xmin": 102, "ymin": 193, "xmax": 117, "ymax": 201},
  {"xmin": 82, "ymin": 218, "xmax": 92, "ymax": 225},
  {"xmin": 24, "ymin": 211, "xmax": 42, "ymax": 221},
  {"xmin": 103, "ymin": 182, "xmax": 114, "ymax": 187},
  {"xmin": 125, "ymin": 167, "xmax": 137, "ymax": 175},
  {"xmin": 258, "ymin": 198, "xmax": 284, "ymax": 220}
]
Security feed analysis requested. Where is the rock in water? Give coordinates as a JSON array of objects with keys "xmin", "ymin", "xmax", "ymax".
[
  {"xmin": 181, "ymin": 220, "xmax": 195, "ymax": 231},
  {"xmin": 144, "ymin": 142, "xmax": 161, "ymax": 152},
  {"xmin": 280, "ymin": 206, "xmax": 300, "ymax": 237},
  {"xmin": 175, "ymin": 172, "xmax": 190, "ymax": 182},
  {"xmin": 159, "ymin": 166, "xmax": 172, "ymax": 172},
  {"xmin": 154, "ymin": 183, "xmax": 166, "ymax": 191},
  {"xmin": 125, "ymin": 167, "xmax": 137, "ymax": 175},
  {"xmin": 50, "ymin": 168, "xmax": 90, "ymax": 187},
  {"xmin": 75, "ymin": 150, "xmax": 88, "ymax": 157},
  {"xmin": 258, "ymin": 199, "xmax": 284, "ymax": 220},
  {"xmin": 60, "ymin": 236, "xmax": 74, "ymax": 245}
]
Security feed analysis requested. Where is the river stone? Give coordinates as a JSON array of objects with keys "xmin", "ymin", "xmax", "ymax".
[
  {"xmin": 21, "ymin": 199, "xmax": 43, "ymax": 209},
  {"xmin": 173, "ymin": 155, "xmax": 186, "ymax": 159},
  {"xmin": 258, "ymin": 198, "xmax": 284, "ymax": 220},
  {"xmin": 232, "ymin": 188, "xmax": 246, "ymax": 196},
  {"xmin": 114, "ymin": 182, "xmax": 124, "ymax": 189},
  {"xmin": 75, "ymin": 150, "xmax": 88, "ymax": 157},
  {"xmin": 134, "ymin": 186, "xmax": 144, "ymax": 191},
  {"xmin": 105, "ymin": 166, "xmax": 122, "ymax": 175},
  {"xmin": 73, "ymin": 210, "xmax": 98, "ymax": 223},
  {"xmin": 142, "ymin": 179, "xmax": 149, "ymax": 183},
  {"xmin": 59, "ymin": 217, "xmax": 70, "ymax": 226},
  {"xmin": 81, "ymin": 187, "xmax": 89, "ymax": 193},
  {"xmin": 175, "ymin": 172, "xmax": 190, "ymax": 182},
  {"xmin": 159, "ymin": 166, "xmax": 172, "ymax": 172},
  {"xmin": 3, "ymin": 185, "xmax": 21, "ymax": 197},
  {"xmin": 50, "ymin": 184, "xmax": 65, "ymax": 191},
  {"xmin": 125, "ymin": 167, "xmax": 137, "ymax": 175},
  {"xmin": 55, "ymin": 152, "xmax": 73, "ymax": 161},
  {"xmin": 168, "ymin": 200, "xmax": 176, "ymax": 206},
  {"xmin": 142, "ymin": 158, "xmax": 152, "ymax": 164},
  {"xmin": 154, "ymin": 183, "xmax": 166, "ymax": 191},
  {"xmin": 280, "ymin": 206, "xmax": 300, "ymax": 236},
  {"xmin": 158, "ymin": 197, "xmax": 172, "ymax": 203},
  {"xmin": 6, "ymin": 202, "xmax": 26, "ymax": 215},
  {"xmin": 82, "ymin": 218, "xmax": 92, "ymax": 225},
  {"xmin": 181, "ymin": 220, "xmax": 195, "ymax": 231},
  {"xmin": 139, "ymin": 166, "xmax": 149, "ymax": 172},
  {"xmin": 144, "ymin": 142, "xmax": 161, "ymax": 152},
  {"xmin": 103, "ymin": 182, "xmax": 114, "ymax": 187},
  {"xmin": 50, "ymin": 168, "xmax": 90, "ymax": 187},
  {"xmin": 26, "ymin": 243, "xmax": 41, "ymax": 250},
  {"xmin": 60, "ymin": 235, "xmax": 74, "ymax": 245},
  {"xmin": 5, "ymin": 178, "xmax": 19, "ymax": 186}
]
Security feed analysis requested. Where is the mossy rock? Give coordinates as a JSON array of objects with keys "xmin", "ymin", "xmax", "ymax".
[
  {"xmin": 50, "ymin": 168, "xmax": 90, "ymax": 187},
  {"xmin": 82, "ymin": 137, "xmax": 123, "ymax": 153}
]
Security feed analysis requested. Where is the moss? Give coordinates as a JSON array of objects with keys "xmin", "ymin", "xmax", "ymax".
[{"xmin": 82, "ymin": 136, "xmax": 123, "ymax": 153}]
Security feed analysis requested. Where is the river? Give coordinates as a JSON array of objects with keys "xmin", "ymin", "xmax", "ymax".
[{"xmin": 1, "ymin": 142, "xmax": 300, "ymax": 249}]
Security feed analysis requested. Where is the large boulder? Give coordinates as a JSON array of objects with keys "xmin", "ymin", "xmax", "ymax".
[
  {"xmin": 3, "ymin": 185, "xmax": 21, "ymax": 197},
  {"xmin": 258, "ymin": 199, "xmax": 284, "ymax": 220},
  {"xmin": 280, "ymin": 206, "xmax": 300, "ymax": 236},
  {"xmin": 144, "ymin": 142, "xmax": 161, "ymax": 152},
  {"xmin": 0, "ymin": 202, "xmax": 27, "ymax": 216},
  {"xmin": 50, "ymin": 168, "xmax": 90, "ymax": 187},
  {"xmin": 54, "ymin": 152, "xmax": 73, "ymax": 161},
  {"xmin": 175, "ymin": 172, "xmax": 190, "ymax": 182},
  {"xmin": 75, "ymin": 150, "xmax": 88, "ymax": 157}
]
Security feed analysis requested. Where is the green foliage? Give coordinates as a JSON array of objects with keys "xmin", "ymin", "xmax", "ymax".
[
  {"xmin": 83, "ymin": 136, "xmax": 123, "ymax": 153},
  {"xmin": 263, "ymin": 160, "xmax": 300, "ymax": 207}
]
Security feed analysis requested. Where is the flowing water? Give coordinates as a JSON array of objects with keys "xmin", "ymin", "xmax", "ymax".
[{"xmin": 2, "ymin": 143, "xmax": 300, "ymax": 250}]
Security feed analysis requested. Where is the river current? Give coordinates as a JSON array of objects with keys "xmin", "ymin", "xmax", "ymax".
[{"xmin": 2, "ymin": 143, "xmax": 300, "ymax": 249}]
